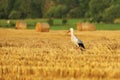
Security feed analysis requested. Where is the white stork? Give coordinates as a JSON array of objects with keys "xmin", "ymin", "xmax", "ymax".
[{"xmin": 68, "ymin": 28, "xmax": 85, "ymax": 51}]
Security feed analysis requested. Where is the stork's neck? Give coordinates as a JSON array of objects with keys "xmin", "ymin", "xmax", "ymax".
[{"xmin": 70, "ymin": 30, "xmax": 74, "ymax": 37}]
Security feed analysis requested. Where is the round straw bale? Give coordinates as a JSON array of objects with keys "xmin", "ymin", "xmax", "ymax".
[
  {"xmin": 82, "ymin": 23, "xmax": 96, "ymax": 31},
  {"xmin": 15, "ymin": 21, "xmax": 27, "ymax": 29},
  {"xmin": 35, "ymin": 23, "xmax": 50, "ymax": 32},
  {"xmin": 77, "ymin": 22, "xmax": 96, "ymax": 31},
  {"xmin": 77, "ymin": 22, "xmax": 82, "ymax": 31}
]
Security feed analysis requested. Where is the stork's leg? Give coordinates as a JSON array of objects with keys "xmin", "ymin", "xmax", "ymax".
[
  {"xmin": 74, "ymin": 45, "xmax": 82, "ymax": 52},
  {"xmin": 74, "ymin": 45, "xmax": 79, "ymax": 49},
  {"xmin": 77, "ymin": 46, "xmax": 86, "ymax": 53},
  {"xmin": 73, "ymin": 45, "xmax": 84, "ymax": 53}
]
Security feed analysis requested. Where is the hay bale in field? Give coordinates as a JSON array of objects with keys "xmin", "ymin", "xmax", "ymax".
[
  {"xmin": 77, "ymin": 22, "xmax": 96, "ymax": 31},
  {"xmin": 82, "ymin": 23, "xmax": 96, "ymax": 31},
  {"xmin": 35, "ymin": 22, "xmax": 50, "ymax": 32},
  {"xmin": 77, "ymin": 22, "xmax": 82, "ymax": 31},
  {"xmin": 15, "ymin": 21, "xmax": 27, "ymax": 29}
]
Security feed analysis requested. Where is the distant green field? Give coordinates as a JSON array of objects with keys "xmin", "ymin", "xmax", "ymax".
[
  {"xmin": 95, "ymin": 23, "xmax": 120, "ymax": 30},
  {"xmin": 0, "ymin": 19, "xmax": 120, "ymax": 30}
]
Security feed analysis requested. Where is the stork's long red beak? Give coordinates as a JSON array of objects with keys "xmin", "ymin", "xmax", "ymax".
[
  {"xmin": 66, "ymin": 30, "xmax": 70, "ymax": 36},
  {"xmin": 67, "ymin": 30, "xmax": 70, "ymax": 33}
]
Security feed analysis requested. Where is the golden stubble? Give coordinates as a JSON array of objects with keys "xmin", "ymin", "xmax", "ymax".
[{"xmin": 0, "ymin": 29, "xmax": 120, "ymax": 80}]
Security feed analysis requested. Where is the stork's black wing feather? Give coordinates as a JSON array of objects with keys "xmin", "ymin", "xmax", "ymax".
[
  {"xmin": 78, "ymin": 43, "xmax": 85, "ymax": 49},
  {"xmin": 77, "ymin": 38, "xmax": 85, "ymax": 51},
  {"xmin": 74, "ymin": 36, "xmax": 85, "ymax": 51}
]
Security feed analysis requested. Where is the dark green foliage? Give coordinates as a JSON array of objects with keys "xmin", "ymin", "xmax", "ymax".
[
  {"xmin": 31, "ymin": 0, "xmax": 43, "ymax": 18},
  {"xmin": 0, "ymin": 0, "xmax": 120, "ymax": 23},
  {"xmin": 87, "ymin": 0, "xmax": 120, "ymax": 23},
  {"xmin": 8, "ymin": 10, "xmax": 21, "ymax": 19},
  {"xmin": 62, "ymin": 18, "xmax": 67, "ymax": 25},
  {"xmin": 88, "ymin": 0, "xmax": 112, "ymax": 23},
  {"xmin": 47, "ymin": 18, "xmax": 54, "ymax": 26},
  {"xmin": 44, "ymin": 5, "xmax": 68, "ymax": 18},
  {"xmin": 103, "ymin": 5, "xmax": 120, "ymax": 23},
  {"xmin": 68, "ymin": 8, "xmax": 80, "ymax": 18},
  {"xmin": 0, "ymin": 0, "xmax": 9, "ymax": 18}
]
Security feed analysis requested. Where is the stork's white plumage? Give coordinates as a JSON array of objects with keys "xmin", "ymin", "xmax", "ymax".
[{"xmin": 69, "ymin": 28, "xmax": 85, "ymax": 51}]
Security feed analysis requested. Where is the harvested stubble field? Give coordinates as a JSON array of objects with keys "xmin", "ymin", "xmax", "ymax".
[{"xmin": 0, "ymin": 28, "xmax": 120, "ymax": 80}]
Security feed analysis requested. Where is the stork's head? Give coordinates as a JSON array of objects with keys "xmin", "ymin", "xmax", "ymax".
[
  {"xmin": 70, "ymin": 28, "xmax": 74, "ymax": 32},
  {"xmin": 67, "ymin": 28, "xmax": 74, "ymax": 34}
]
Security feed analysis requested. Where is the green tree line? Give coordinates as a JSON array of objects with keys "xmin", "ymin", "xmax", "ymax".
[{"xmin": 0, "ymin": 0, "xmax": 120, "ymax": 23}]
